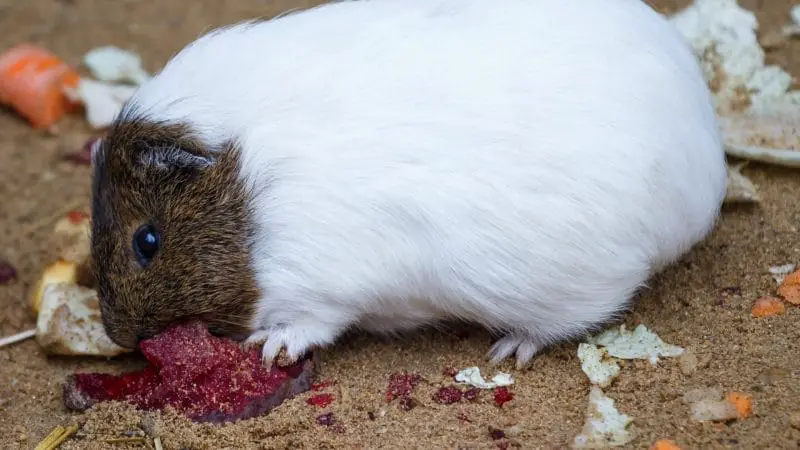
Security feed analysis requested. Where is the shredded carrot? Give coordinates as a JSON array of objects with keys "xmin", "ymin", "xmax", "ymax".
[
  {"xmin": 778, "ymin": 270, "xmax": 800, "ymax": 305},
  {"xmin": 726, "ymin": 392, "xmax": 753, "ymax": 419},
  {"xmin": 650, "ymin": 439, "xmax": 682, "ymax": 450},
  {"xmin": 751, "ymin": 296, "xmax": 786, "ymax": 318}
]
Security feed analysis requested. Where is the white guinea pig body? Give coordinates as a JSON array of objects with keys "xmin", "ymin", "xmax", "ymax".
[{"xmin": 125, "ymin": 0, "xmax": 727, "ymax": 367}]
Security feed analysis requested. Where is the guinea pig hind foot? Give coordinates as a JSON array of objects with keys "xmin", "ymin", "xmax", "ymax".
[{"xmin": 487, "ymin": 332, "xmax": 549, "ymax": 370}]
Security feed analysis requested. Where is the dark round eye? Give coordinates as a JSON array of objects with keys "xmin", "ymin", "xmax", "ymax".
[{"xmin": 133, "ymin": 224, "xmax": 160, "ymax": 267}]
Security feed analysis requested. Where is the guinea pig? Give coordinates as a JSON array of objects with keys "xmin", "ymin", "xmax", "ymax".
[{"xmin": 90, "ymin": 0, "xmax": 728, "ymax": 369}]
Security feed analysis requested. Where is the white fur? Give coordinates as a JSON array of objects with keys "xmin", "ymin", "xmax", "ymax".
[{"xmin": 125, "ymin": 0, "xmax": 728, "ymax": 368}]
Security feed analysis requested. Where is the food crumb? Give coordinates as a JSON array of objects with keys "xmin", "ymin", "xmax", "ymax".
[
  {"xmin": 385, "ymin": 372, "xmax": 422, "ymax": 402},
  {"xmin": 726, "ymin": 392, "xmax": 753, "ymax": 419},
  {"xmin": 306, "ymin": 394, "xmax": 334, "ymax": 408},
  {"xmin": 457, "ymin": 411, "xmax": 470, "ymax": 423},
  {"xmin": 0, "ymin": 260, "xmax": 17, "ymax": 284},
  {"xmin": 463, "ymin": 388, "xmax": 480, "ymax": 402},
  {"xmin": 443, "ymin": 366, "xmax": 458, "ymax": 377},
  {"xmin": 493, "ymin": 387, "xmax": 514, "ymax": 407},
  {"xmin": 751, "ymin": 296, "xmax": 786, "ymax": 318},
  {"xmin": 433, "ymin": 386, "xmax": 463, "ymax": 404},
  {"xmin": 315, "ymin": 412, "xmax": 334, "ymax": 426},
  {"xmin": 650, "ymin": 439, "xmax": 682, "ymax": 450},
  {"xmin": 311, "ymin": 380, "xmax": 333, "ymax": 391}
]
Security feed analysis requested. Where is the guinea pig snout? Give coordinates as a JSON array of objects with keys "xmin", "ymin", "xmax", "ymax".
[{"xmin": 102, "ymin": 325, "xmax": 140, "ymax": 349}]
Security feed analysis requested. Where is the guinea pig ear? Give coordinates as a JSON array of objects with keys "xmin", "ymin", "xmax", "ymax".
[
  {"xmin": 89, "ymin": 137, "xmax": 103, "ymax": 164},
  {"xmin": 139, "ymin": 144, "xmax": 216, "ymax": 172}
]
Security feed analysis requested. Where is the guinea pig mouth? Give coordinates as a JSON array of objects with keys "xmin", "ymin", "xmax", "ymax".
[{"xmin": 195, "ymin": 315, "xmax": 251, "ymax": 343}]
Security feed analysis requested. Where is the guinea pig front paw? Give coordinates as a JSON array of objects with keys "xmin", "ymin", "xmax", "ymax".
[
  {"xmin": 245, "ymin": 322, "xmax": 339, "ymax": 368},
  {"xmin": 487, "ymin": 333, "xmax": 548, "ymax": 370}
]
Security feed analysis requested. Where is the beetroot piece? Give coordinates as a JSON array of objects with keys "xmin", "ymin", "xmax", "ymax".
[
  {"xmin": 311, "ymin": 380, "xmax": 334, "ymax": 391},
  {"xmin": 493, "ymin": 387, "xmax": 514, "ymax": 407},
  {"xmin": 306, "ymin": 393, "xmax": 335, "ymax": 408},
  {"xmin": 463, "ymin": 388, "xmax": 480, "ymax": 402},
  {"xmin": 62, "ymin": 321, "xmax": 316, "ymax": 423},
  {"xmin": 433, "ymin": 386, "xmax": 463, "ymax": 404},
  {"xmin": 385, "ymin": 372, "xmax": 422, "ymax": 402},
  {"xmin": 0, "ymin": 260, "xmax": 17, "ymax": 284},
  {"xmin": 66, "ymin": 210, "xmax": 89, "ymax": 224},
  {"xmin": 316, "ymin": 412, "xmax": 335, "ymax": 426}
]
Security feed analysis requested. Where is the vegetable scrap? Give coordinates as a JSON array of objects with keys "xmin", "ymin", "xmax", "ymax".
[
  {"xmin": 668, "ymin": 0, "xmax": 800, "ymax": 202},
  {"xmin": 769, "ymin": 263, "xmax": 796, "ymax": 285},
  {"xmin": 670, "ymin": 0, "xmax": 800, "ymax": 117},
  {"xmin": 751, "ymin": 296, "xmax": 786, "ymax": 318},
  {"xmin": 29, "ymin": 259, "xmax": 80, "ymax": 314},
  {"xmin": 573, "ymin": 324, "xmax": 684, "ymax": 446},
  {"xmin": 683, "ymin": 387, "xmax": 753, "ymax": 421},
  {"xmin": 432, "ymin": 386, "xmax": 463, "ymax": 404},
  {"xmin": 385, "ymin": 372, "xmax": 422, "ymax": 403},
  {"xmin": 62, "ymin": 321, "xmax": 317, "ymax": 423},
  {"xmin": 777, "ymin": 270, "xmax": 800, "ymax": 305},
  {"xmin": 63, "ymin": 79, "xmax": 138, "ymax": 130},
  {"xmin": 650, "ymin": 439, "xmax": 683, "ymax": 450},
  {"xmin": 463, "ymin": 387, "xmax": 480, "ymax": 401},
  {"xmin": 20, "ymin": 208, "xmax": 125, "ymax": 356},
  {"xmin": 727, "ymin": 392, "xmax": 753, "ymax": 419},
  {"xmin": 0, "ymin": 259, "xmax": 17, "ymax": 284},
  {"xmin": 306, "ymin": 393, "xmax": 335, "ymax": 408},
  {"xmin": 493, "ymin": 387, "xmax": 514, "ymax": 407},
  {"xmin": 311, "ymin": 380, "xmax": 334, "ymax": 391},
  {"xmin": 0, "ymin": 43, "xmax": 149, "ymax": 129},
  {"xmin": 36, "ymin": 283, "xmax": 129, "ymax": 356},
  {"xmin": 586, "ymin": 324, "xmax": 685, "ymax": 365},
  {"xmin": 315, "ymin": 412, "xmax": 335, "ymax": 426},
  {"xmin": 83, "ymin": 46, "xmax": 151, "ymax": 86},
  {"xmin": 0, "ymin": 44, "xmax": 81, "ymax": 129},
  {"xmin": 572, "ymin": 386, "xmax": 634, "ymax": 448},
  {"xmin": 454, "ymin": 366, "xmax": 513, "ymax": 389},
  {"xmin": 577, "ymin": 343, "xmax": 621, "ymax": 388}
]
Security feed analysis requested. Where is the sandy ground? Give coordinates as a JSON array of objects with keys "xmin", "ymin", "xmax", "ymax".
[{"xmin": 1, "ymin": 0, "xmax": 799, "ymax": 448}]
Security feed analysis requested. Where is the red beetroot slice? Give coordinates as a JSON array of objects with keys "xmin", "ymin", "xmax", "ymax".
[{"xmin": 62, "ymin": 321, "xmax": 316, "ymax": 423}]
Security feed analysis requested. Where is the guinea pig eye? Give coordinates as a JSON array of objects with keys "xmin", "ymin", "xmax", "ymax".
[{"xmin": 132, "ymin": 224, "xmax": 160, "ymax": 267}]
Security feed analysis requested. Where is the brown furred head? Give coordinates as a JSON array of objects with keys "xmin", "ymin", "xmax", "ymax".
[{"xmin": 90, "ymin": 113, "xmax": 260, "ymax": 349}]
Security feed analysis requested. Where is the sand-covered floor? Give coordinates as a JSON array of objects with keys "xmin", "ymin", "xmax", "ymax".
[{"xmin": 1, "ymin": 0, "xmax": 799, "ymax": 448}]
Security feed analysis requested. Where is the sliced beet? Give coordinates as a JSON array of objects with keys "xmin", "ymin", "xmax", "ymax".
[{"xmin": 62, "ymin": 321, "xmax": 316, "ymax": 423}]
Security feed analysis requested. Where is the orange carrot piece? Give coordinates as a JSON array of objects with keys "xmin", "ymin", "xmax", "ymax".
[
  {"xmin": 751, "ymin": 296, "xmax": 786, "ymax": 318},
  {"xmin": 778, "ymin": 270, "xmax": 800, "ymax": 305},
  {"xmin": 0, "ymin": 43, "xmax": 81, "ymax": 128},
  {"xmin": 726, "ymin": 392, "xmax": 753, "ymax": 419},
  {"xmin": 650, "ymin": 439, "xmax": 682, "ymax": 450}
]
